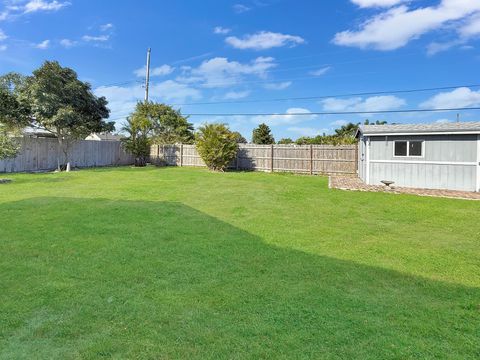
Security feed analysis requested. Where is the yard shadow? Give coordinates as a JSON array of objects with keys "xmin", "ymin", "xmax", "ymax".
[{"xmin": 0, "ymin": 197, "xmax": 479, "ymax": 359}]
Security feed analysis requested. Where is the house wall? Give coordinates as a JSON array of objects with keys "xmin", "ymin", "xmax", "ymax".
[
  {"xmin": 358, "ymin": 135, "xmax": 366, "ymax": 182},
  {"xmin": 365, "ymin": 134, "xmax": 478, "ymax": 191}
]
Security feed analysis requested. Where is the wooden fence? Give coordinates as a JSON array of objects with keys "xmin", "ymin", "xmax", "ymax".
[
  {"xmin": 150, "ymin": 144, "xmax": 358, "ymax": 175},
  {"xmin": 0, "ymin": 137, "xmax": 134, "ymax": 173}
]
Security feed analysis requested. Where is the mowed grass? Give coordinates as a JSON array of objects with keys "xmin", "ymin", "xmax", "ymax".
[{"xmin": 0, "ymin": 167, "xmax": 479, "ymax": 359}]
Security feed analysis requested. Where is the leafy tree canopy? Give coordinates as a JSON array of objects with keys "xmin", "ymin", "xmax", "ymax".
[
  {"xmin": 133, "ymin": 102, "xmax": 195, "ymax": 145},
  {"xmin": 0, "ymin": 73, "xmax": 30, "ymax": 130},
  {"xmin": 277, "ymin": 138, "xmax": 293, "ymax": 144},
  {"xmin": 252, "ymin": 123, "xmax": 275, "ymax": 144},
  {"xmin": 20, "ymin": 61, "xmax": 113, "ymax": 140},
  {"xmin": 232, "ymin": 131, "xmax": 247, "ymax": 144}
]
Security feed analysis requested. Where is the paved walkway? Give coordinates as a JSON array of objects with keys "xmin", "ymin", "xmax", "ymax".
[{"xmin": 329, "ymin": 176, "xmax": 480, "ymax": 201}]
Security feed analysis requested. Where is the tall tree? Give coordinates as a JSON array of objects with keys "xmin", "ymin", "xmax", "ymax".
[
  {"xmin": 20, "ymin": 61, "xmax": 113, "ymax": 171},
  {"xmin": 121, "ymin": 106, "xmax": 153, "ymax": 167},
  {"xmin": 132, "ymin": 102, "xmax": 194, "ymax": 144},
  {"xmin": 0, "ymin": 73, "xmax": 30, "ymax": 160},
  {"xmin": 252, "ymin": 123, "xmax": 275, "ymax": 144}
]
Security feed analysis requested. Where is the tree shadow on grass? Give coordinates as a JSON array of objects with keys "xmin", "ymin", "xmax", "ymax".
[{"xmin": 0, "ymin": 197, "xmax": 479, "ymax": 359}]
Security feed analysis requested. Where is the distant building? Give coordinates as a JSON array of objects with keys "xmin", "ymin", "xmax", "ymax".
[
  {"xmin": 356, "ymin": 122, "xmax": 480, "ymax": 192},
  {"xmin": 23, "ymin": 127, "xmax": 57, "ymax": 138},
  {"xmin": 85, "ymin": 132, "xmax": 123, "ymax": 141}
]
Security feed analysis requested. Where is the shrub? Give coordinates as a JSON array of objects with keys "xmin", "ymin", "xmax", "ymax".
[
  {"xmin": 0, "ymin": 133, "xmax": 19, "ymax": 160},
  {"xmin": 196, "ymin": 123, "xmax": 238, "ymax": 171}
]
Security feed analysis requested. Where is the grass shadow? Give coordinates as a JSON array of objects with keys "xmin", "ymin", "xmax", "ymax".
[{"xmin": 0, "ymin": 197, "xmax": 479, "ymax": 359}]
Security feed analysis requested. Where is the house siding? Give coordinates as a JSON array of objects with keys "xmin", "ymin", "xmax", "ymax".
[{"xmin": 365, "ymin": 134, "xmax": 478, "ymax": 192}]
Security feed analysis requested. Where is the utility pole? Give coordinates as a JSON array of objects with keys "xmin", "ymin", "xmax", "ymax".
[
  {"xmin": 144, "ymin": 48, "xmax": 151, "ymax": 103},
  {"xmin": 456, "ymin": 113, "xmax": 460, "ymax": 122}
]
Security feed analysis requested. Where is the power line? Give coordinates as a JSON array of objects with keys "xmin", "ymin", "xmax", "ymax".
[
  {"xmin": 171, "ymin": 84, "xmax": 480, "ymax": 106},
  {"xmin": 107, "ymin": 107, "xmax": 480, "ymax": 122},
  {"xmin": 182, "ymin": 107, "xmax": 480, "ymax": 117}
]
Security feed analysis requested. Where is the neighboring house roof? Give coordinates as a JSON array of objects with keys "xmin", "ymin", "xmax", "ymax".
[
  {"xmin": 86, "ymin": 133, "xmax": 123, "ymax": 141},
  {"xmin": 23, "ymin": 127, "xmax": 57, "ymax": 138},
  {"xmin": 356, "ymin": 122, "xmax": 480, "ymax": 137}
]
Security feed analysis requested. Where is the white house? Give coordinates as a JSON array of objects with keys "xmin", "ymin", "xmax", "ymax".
[{"xmin": 85, "ymin": 132, "xmax": 123, "ymax": 141}]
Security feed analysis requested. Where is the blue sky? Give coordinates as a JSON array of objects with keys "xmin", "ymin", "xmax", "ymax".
[{"xmin": 1, "ymin": 0, "xmax": 480, "ymax": 140}]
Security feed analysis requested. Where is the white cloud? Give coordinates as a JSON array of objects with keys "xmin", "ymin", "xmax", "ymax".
[
  {"xmin": 0, "ymin": 29, "xmax": 7, "ymax": 41},
  {"xmin": 330, "ymin": 120, "xmax": 348, "ymax": 126},
  {"xmin": 252, "ymin": 108, "xmax": 318, "ymax": 126},
  {"xmin": 435, "ymin": 118, "xmax": 451, "ymax": 123},
  {"xmin": 309, "ymin": 66, "xmax": 331, "ymax": 76},
  {"xmin": 82, "ymin": 34, "xmax": 110, "ymax": 42},
  {"xmin": 100, "ymin": 23, "xmax": 114, "ymax": 31},
  {"xmin": 460, "ymin": 13, "xmax": 480, "ymax": 37},
  {"xmin": 214, "ymin": 26, "xmax": 231, "ymax": 35},
  {"xmin": 35, "ymin": 39, "xmax": 50, "ymax": 49},
  {"xmin": 134, "ymin": 64, "xmax": 174, "ymax": 77},
  {"xmin": 233, "ymin": 4, "xmax": 251, "ymax": 13},
  {"xmin": 0, "ymin": 11, "xmax": 8, "ymax": 20},
  {"xmin": 224, "ymin": 90, "xmax": 250, "ymax": 100},
  {"xmin": 178, "ymin": 56, "xmax": 277, "ymax": 88},
  {"xmin": 420, "ymin": 87, "xmax": 480, "ymax": 109},
  {"xmin": 287, "ymin": 127, "xmax": 328, "ymax": 137},
  {"xmin": 426, "ymin": 40, "xmax": 460, "ymax": 55},
  {"xmin": 350, "ymin": 0, "xmax": 406, "ymax": 8},
  {"xmin": 94, "ymin": 81, "xmax": 202, "ymax": 123},
  {"xmin": 0, "ymin": 44, "xmax": 7, "ymax": 51},
  {"xmin": 226, "ymin": 31, "xmax": 305, "ymax": 50},
  {"xmin": 24, "ymin": 0, "xmax": 70, "ymax": 13},
  {"xmin": 59, "ymin": 38, "xmax": 77, "ymax": 48},
  {"xmin": 333, "ymin": 1, "xmax": 480, "ymax": 50},
  {"xmin": 263, "ymin": 81, "xmax": 292, "ymax": 90},
  {"xmin": 321, "ymin": 95, "xmax": 406, "ymax": 112}
]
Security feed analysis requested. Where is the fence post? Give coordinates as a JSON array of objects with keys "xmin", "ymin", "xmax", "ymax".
[
  {"xmin": 179, "ymin": 144, "xmax": 182, "ymax": 167},
  {"xmin": 310, "ymin": 144, "xmax": 313, "ymax": 175},
  {"xmin": 270, "ymin": 144, "xmax": 274, "ymax": 173}
]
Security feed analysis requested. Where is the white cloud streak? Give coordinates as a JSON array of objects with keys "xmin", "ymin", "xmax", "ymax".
[
  {"xmin": 420, "ymin": 87, "xmax": 480, "ymax": 109},
  {"xmin": 35, "ymin": 39, "xmax": 50, "ymax": 49},
  {"xmin": 214, "ymin": 26, "xmax": 231, "ymax": 35},
  {"xmin": 226, "ymin": 31, "xmax": 305, "ymax": 50},
  {"xmin": 321, "ymin": 95, "xmax": 406, "ymax": 113}
]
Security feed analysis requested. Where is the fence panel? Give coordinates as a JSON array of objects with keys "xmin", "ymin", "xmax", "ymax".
[
  {"xmin": 151, "ymin": 144, "xmax": 358, "ymax": 175},
  {"xmin": 0, "ymin": 137, "xmax": 134, "ymax": 173}
]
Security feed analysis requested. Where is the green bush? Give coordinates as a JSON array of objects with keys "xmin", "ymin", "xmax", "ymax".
[
  {"xmin": 0, "ymin": 133, "xmax": 19, "ymax": 160},
  {"xmin": 196, "ymin": 123, "xmax": 238, "ymax": 171}
]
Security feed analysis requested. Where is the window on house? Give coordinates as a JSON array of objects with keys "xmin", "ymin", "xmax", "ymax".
[
  {"xmin": 394, "ymin": 141, "xmax": 407, "ymax": 156},
  {"xmin": 409, "ymin": 141, "xmax": 423, "ymax": 156},
  {"xmin": 394, "ymin": 140, "xmax": 423, "ymax": 157}
]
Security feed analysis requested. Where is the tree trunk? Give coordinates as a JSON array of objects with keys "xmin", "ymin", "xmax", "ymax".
[{"xmin": 57, "ymin": 135, "xmax": 62, "ymax": 171}]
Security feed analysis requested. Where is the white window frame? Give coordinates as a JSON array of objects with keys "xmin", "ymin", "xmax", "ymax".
[{"xmin": 393, "ymin": 140, "xmax": 425, "ymax": 158}]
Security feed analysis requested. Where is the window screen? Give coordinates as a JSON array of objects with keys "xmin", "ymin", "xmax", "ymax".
[
  {"xmin": 394, "ymin": 141, "xmax": 407, "ymax": 156},
  {"xmin": 409, "ymin": 141, "xmax": 423, "ymax": 156}
]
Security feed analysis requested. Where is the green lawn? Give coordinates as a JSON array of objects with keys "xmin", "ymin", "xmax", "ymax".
[{"xmin": 0, "ymin": 166, "xmax": 479, "ymax": 359}]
